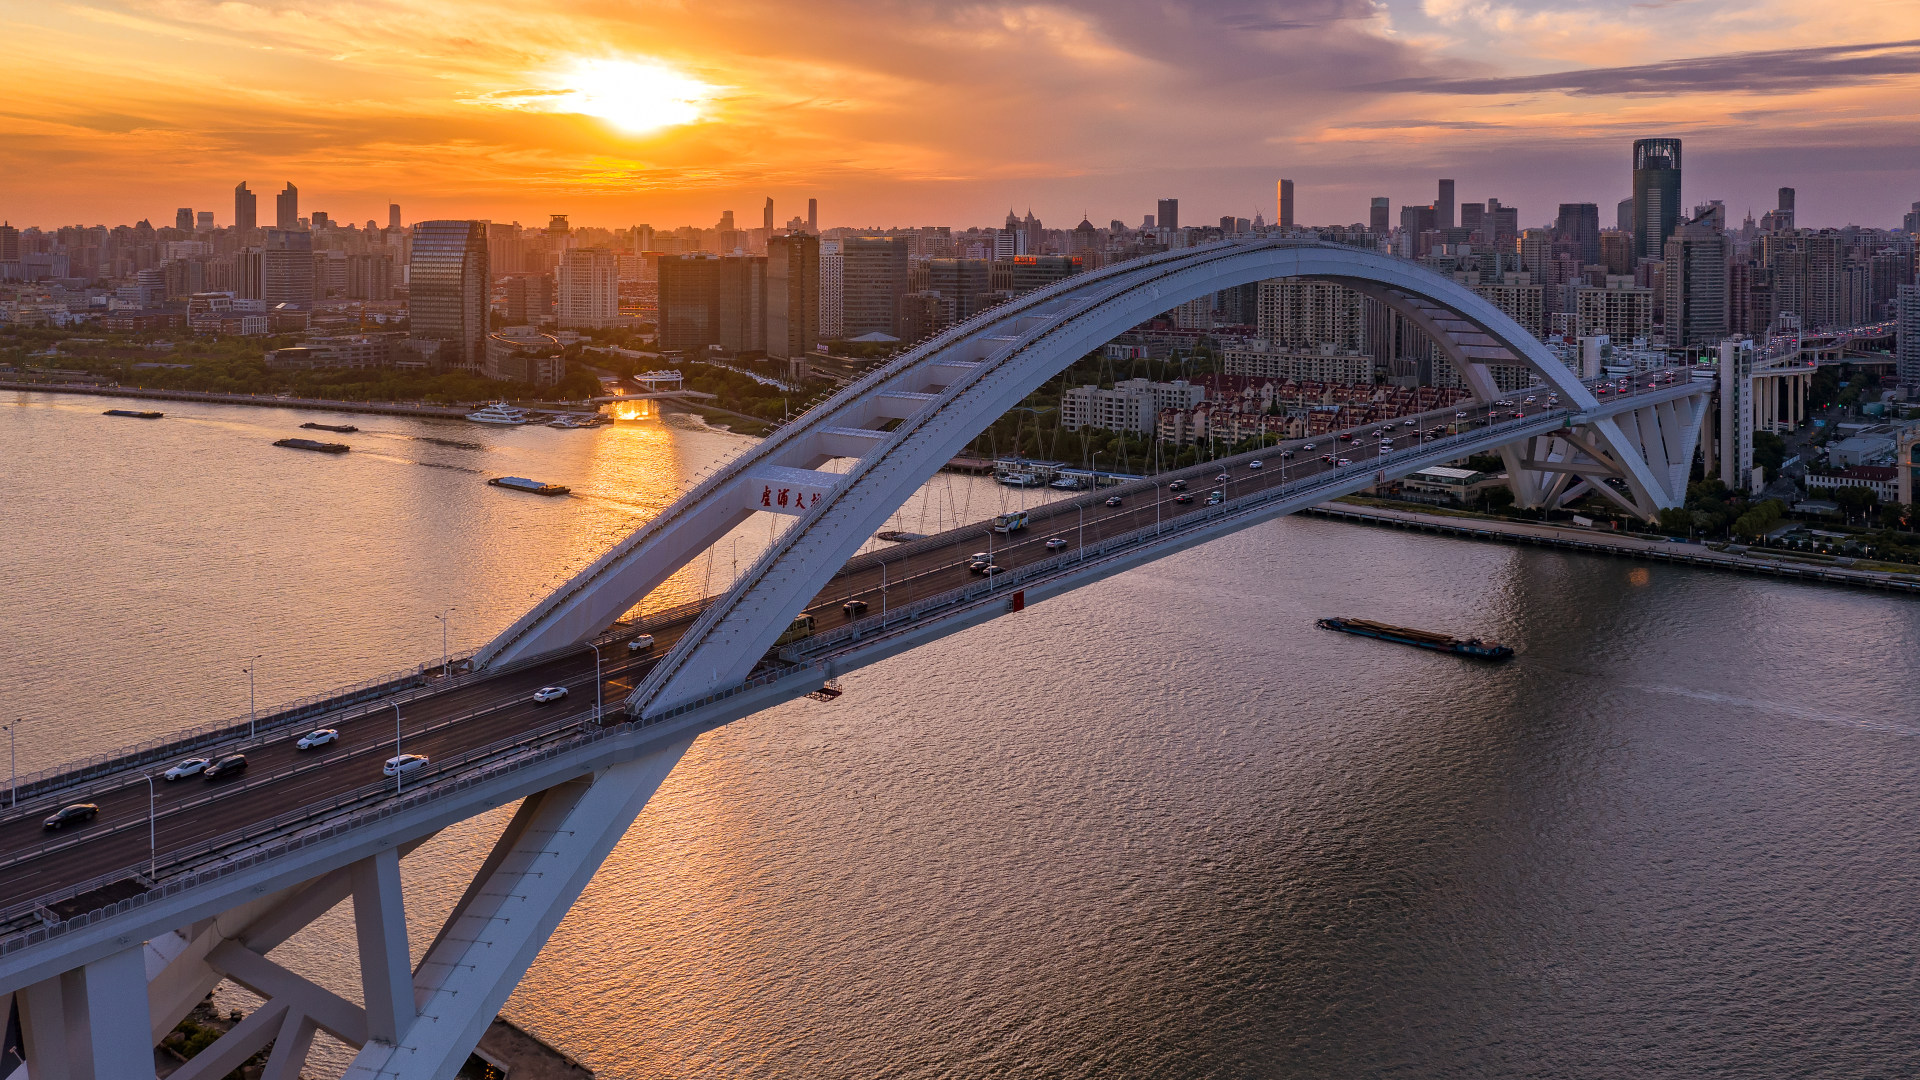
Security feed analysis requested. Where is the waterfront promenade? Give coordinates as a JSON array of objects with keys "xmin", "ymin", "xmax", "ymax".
[{"xmin": 1309, "ymin": 502, "xmax": 1920, "ymax": 594}]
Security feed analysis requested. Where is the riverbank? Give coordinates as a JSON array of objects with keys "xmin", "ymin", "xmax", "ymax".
[
  {"xmin": 1309, "ymin": 501, "xmax": 1920, "ymax": 594},
  {"xmin": 0, "ymin": 380, "xmax": 477, "ymax": 418}
]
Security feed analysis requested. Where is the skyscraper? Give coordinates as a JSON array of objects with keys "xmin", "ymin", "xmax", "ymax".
[
  {"xmin": 1631, "ymin": 138, "xmax": 1682, "ymax": 263},
  {"xmin": 1277, "ymin": 180, "xmax": 1294, "ymax": 229},
  {"xmin": 762, "ymin": 198, "xmax": 774, "ymax": 234},
  {"xmin": 388, "ymin": 204, "xmax": 401, "ymax": 231},
  {"xmin": 234, "ymin": 182, "xmax": 257, "ymax": 232},
  {"xmin": 172, "ymin": 208, "xmax": 192, "ymax": 231},
  {"xmin": 1896, "ymin": 284, "xmax": 1920, "ymax": 393},
  {"xmin": 1157, "ymin": 199, "xmax": 1179, "ymax": 232},
  {"xmin": 842, "ymin": 235, "xmax": 910, "ymax": 338},
  {"xmin": 196, "ymin": 211, "xmax": 214, "ymax": 231},
  {"xmin": 1617, "ymin": 197, "xmax": 1634, "ymax": 235},
  {"xmin": 1776, "ymin": 188, "xmax": 1796, "ymax": 232},
  {"xmin": 1663, "ymin": 213, "xmax": 1730, "ymax": 348},
  {"xmin": 261, "ymin": 229, "xmax": 315, "ymax": 309},
  {"xmin": 1369, "ymin": 198, "xmax": 1390, "ymax": 235},
  {"xmin": 807, "ymin": 198, "xmax": 818, "ymax": 234},
  {"xmin": 276, "ymin": 183, "xmax": 300, "ymax": 230},
  {"xmin": 767, "ymin": 233, "xmax": 820, "ymax": 360},
  {"xmin": 1554, "ymin": 203, "xmax": 1601, "ymax": 266},
  {"xmin": 658, "ymin": 254, "xmax": 766, "ymax": 354},
  {"xmin": 556, "ymin": 248, "xmax": 619, "ymax": 329},
  {"xmin": 409, "ymin": 220, "xmax": 490, "ymax": 372},
  {"xmin": 819, "ymin": 239, "xmax": 844, "ymax": 339},
  {"xmin": 1435, "ymin": 179, "xmax": 1455, "ymax": 231}
]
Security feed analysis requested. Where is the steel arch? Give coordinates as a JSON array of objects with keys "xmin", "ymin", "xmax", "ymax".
[{"xmin": 475, "ymin": 241, "xmax": 1609, "ymax": 710}]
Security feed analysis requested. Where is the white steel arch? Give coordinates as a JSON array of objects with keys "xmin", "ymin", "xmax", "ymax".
[{"xmin": 475, "ymin": 241, "xmax": 1648, "ymax": 714}]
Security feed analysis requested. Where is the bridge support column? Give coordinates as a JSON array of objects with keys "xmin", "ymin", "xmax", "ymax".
[
  {"xmin": 16, "ymin": 946, "xmax": 152, "ymax": 1080},
  {"xmin": 344, "ymin": 734, "xmax": 696, "ymax": 1080}
]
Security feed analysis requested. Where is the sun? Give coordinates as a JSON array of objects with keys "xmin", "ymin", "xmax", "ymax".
[{"xmin": 542, "ymin": 58, "xmax": 715, "ymax": 134}]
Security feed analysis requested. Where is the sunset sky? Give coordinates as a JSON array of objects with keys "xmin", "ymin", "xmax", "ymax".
[{"xmin": 4, "ymin": 0, "xmax": 1919, "ymax": 231}]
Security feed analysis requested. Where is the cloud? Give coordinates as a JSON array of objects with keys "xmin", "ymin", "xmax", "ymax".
[{"xmin": 1369, "ymin": 38, "xmax": 1920, "ymax": 96}]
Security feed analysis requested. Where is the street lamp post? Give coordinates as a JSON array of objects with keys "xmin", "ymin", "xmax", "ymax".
[
  {"xmin": 881, "ymin": 562, "xmax": 888, "ymax": 620},
  {"xmin": 434, "ymin": 609, "xmax": 456, "ymax": 678},
  {"xmin": 392, "ymin": 702, "xmax": 404, "ymax": 795},
  {"xmin": 144, "ymin": 773, "xmax": 156, "ymax": 880},
  {"xmin": 243, "ymin": 656, "xmax": 261, "ymax": 739},
  {"xmin": 5, "ymin": 719, "xmax": 15, "ymax": 808},
  {"xmin": 586, "ymin": 642, "xmax": 603, "ymax": 724}
]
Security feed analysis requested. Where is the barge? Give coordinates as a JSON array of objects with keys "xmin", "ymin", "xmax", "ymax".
[
  {"xmin": 273, "ymin": 437, "xmax": 349, "ymax": 454},
  {"xmin": 103, "ymin": 409, "xmax": 164, "ymax": 419},
  {"xmin": 1315, "ymin": 617, "xmax": 1514, "ymax": 660},
  {"xmin": 488, "ymin": 476, "xmax": 571, "ymax": 496},
  {"xmin": 300, "ymin": 422, "xmax": 359, "ymax": 433}
]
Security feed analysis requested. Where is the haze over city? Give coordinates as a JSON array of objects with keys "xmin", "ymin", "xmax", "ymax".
[{"xmin": 6, "ymin": 0, "xmax": 1920, "ymax": 227}]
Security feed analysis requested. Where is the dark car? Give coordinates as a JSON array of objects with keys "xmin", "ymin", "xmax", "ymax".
[
  {"xmin": 843, "ymin": 598, "xmax": 869, "ymax": 616},
  {"xmin": 1174, "ymin": 493, "xmax": 1195, "ymax": 504},
  {"xmin": 203, "ymin": 753, "xmax": 248, "ymax": 781},
  {"xmin": 43, "ymin": 803, "xmax": 99, "ymax": 831},
  {"xmin": 1168, "ymin": 480, "xmax": 1187, "ymax": 491},
  {"xmin": 1105, "ymin": 495, "xmax": 1123, "ymax": 507}
]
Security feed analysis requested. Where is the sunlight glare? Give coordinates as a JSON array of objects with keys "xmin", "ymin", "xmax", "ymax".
[{"xmin": 547, "ymin": 59, "xmax": 714, "ymax": 134}]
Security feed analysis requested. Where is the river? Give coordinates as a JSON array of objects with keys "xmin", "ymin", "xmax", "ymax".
[{"xmin": 4, "ymin": 389, "xmax": 1919, "ymax": 1078}]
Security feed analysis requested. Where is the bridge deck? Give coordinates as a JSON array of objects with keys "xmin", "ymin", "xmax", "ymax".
[{"xmin": 0, "ymin": 370, "xmax": 1699, "ymax": 940}]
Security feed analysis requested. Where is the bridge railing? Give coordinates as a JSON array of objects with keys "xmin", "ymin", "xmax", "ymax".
[
  {"xmin": 0, "ymin": 658, "xmax": 830, "ymax": 957},
  {"xmin": 790, "ymin": 410, "xmax": 1577, "ymax": 661}
]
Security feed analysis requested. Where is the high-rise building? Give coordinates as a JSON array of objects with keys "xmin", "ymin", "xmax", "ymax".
[
  {"xmin": 556, "ymin": 248, "xmax": 619, "ymax": 329},
  {"xmin": 1663, "ymin": 215, "xmax": 1730, "ymax": 348},
  {"xmin": 275, "ymin": 183, "xmax": 300, "ymax": 230},
  {"xmin": 762, "ymin": 198, "xmax": 774, "ymax": 234},
  {"xmin": 310, "ymin": 211, "xmax": 331, "ymax": 231},
  {"xmin": 1436, "ymin": 179, "xmax": 1455, "ymax": 231},
  {"xmin": 345, "ymin": 252, "xmax": 395, "ymax": 301},
  {"xmin": 1157, "ymin": 199, "xmax": 1179, "ymax": 232},
  {"xmin": 1600, "ymin": 231, "xmax": 1633, "ymax": 276},
  {"xmin": 1904, "ymin": 202, "xmax": 1920, "ymax": 235},
  {"xmin": 1776, "ymin": 188, "xmax": 1796, "ymax": 232},
  {"xmin": 1277, "ymin": 180, "xmax": 1294, "ymax": 229},
  {"xmin": 409, "ymin": 220, "xmax": 490, "ymax": 372},
  {"xmin": 1555, "ymin": 203, "xmax": 1602, "ymax": 267},
  {"xmin": 1575, "ymin": 279, "xmax": 1654, "ymax": 343},
  {"xmin": 1896, "ymin": 284, "xmax": 1920, "ymax": 393},
  {"xmin": 767, "ymin": 233, "xmax": 820, "ymax": 360},
  {"xmin": 819, "ymin": 239, "xmax": 844, "ymax": 339},
  {"xmin": 1369, "ymin": 198, "xmax": 1390, "ymax": 235},
  {"xmin": 174, "ymin": 208, "xmax": 194, "ymax": 232},
  {"xmin": 658, "ymin": 254, "xmax": 766, "ymax": 354},
  {"xmin": 388, "ymin": 204, "xmax": 401, "ymax": 231},
  {"xmin": 1257, "ymin": 279, "xmax": 1363, "ymax": 351},
  {"xmin": 1617, "ymin": 197, "xmax": 1634, "ymax": 236},
  {"xmin": 807, "ymin": 198, "xmax": 818, "ymax": 234},
  {"xmin": 923, "ymin": 258, "xmax": 995, "ymax": 322},
  {"xmin": 234, "ymin": 183, "xmax": 257, "ymax": 232},
  {"xmin": 1484, "ymin": 199, "xmax": 1519, "ymax": 246},
  {"xmin": 196, "ymin": 211, "xmax": 214, "ymax": 231},
  {"xmin": 502, "ymin": 274, "xmax": 553, "ymax": 324},
  {"xmin": 1631, "ymin": 138, "xmax": 1682, "ymax": 263},
  {"xmin": 842, "ymin": 235, "xmax": 910, "ymax": 337},
  {"xmin": 261, "ymin": 228, "xmax": 315, "ymax": 309}
]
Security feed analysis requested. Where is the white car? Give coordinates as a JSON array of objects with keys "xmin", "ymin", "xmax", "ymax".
[
  {"xmin": 1403, "ymin": 419, "xmax": 1416, "ymax": 426},
  {"xmin": 627, "ymin": 633, "xmax": 655, "ymax": 653},
  {"xmin": 1045, "ymin": 537, "xmax": 1068, "ymax": 550},
  {"xmin": 1455, "ymin": 411, "xmax": 1468, "ymax": 418},
  {"xmin": 295, "ymin": 728, "xmax": 339, "ymax": 751},
  {"xmin": 1336, "ymin": 457, "xmax": 1353, "ymax": 466},
  {"xmin": 1301, "ymin": 443, "xmax": 1315, "ymax": 451},
  {"xmin": 533, "ymin": 686, "xmax": 568, "ymax": 704},
  {"xmin": 1248, "ymin": 460, "xmax": 1263, "ymax": 469},
  {"xmin": 163, "ymin": 758, "xmax": 211, "ymax": 781},
  {"xmin": 1214, "ymin": 473, "xmax": 1230, "ymax": 482},
  {"xmin": 383, "ymin": 754, "xmax": 428, "ymax": 777}
]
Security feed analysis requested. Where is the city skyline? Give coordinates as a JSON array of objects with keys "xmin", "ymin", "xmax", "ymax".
[{"xmin": 3, "ymin": 1, "xmax": 1919, "ymax": 228}]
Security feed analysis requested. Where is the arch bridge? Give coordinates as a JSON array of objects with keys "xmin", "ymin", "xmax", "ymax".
[{"xmin": 0, "ymin": 241, "xmax": 1710, "ymax": 1080}]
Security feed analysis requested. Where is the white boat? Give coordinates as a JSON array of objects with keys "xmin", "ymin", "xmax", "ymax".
[
  {"xmin": 994, "ymin": 471, "xmax": 1043, "ymax": 488},
  {"xmin": 465, "ymin": 402, "xmax": 529, "ymax": 425}
]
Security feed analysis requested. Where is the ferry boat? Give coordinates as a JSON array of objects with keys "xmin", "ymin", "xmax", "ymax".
[
  {"xmin": 1315, "ymin": 617, "xmax": 1513, "ymax": 660},
  {"xmin": 464, "ymin": 402, "xmax": 529, "ymax": 425},
  {"xmin": 994, "ymin": 471, "xmax": 1044, "ymax": 488},
  {"xmin": 103, "ymin": 409, "xmax": 164, "ymax": 419},
  {"xmin": 273, "ymin": 437, "xmax": 349, "ymax": 454},
  {"xmin": 300, "ymin": 422, "xmax": 358, "ymax": 433},
  {"xmin": 488, "ymin": 476, "xmax": 571, "ymax": 496}
]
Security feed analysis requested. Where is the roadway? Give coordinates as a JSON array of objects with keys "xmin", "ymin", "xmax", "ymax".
[{"xmin": 0, "ymin": 367, "xmax": 1686, "ymax": 920}]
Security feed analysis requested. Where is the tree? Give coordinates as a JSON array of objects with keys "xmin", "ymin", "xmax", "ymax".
[
  {"xmin": 1658, "ymin": 507, "xmax": 1693, "ymax": 535},
  {"xmin": 1832, "ymin": 485, "xmax": 1878, "ymax": 524},
  {"xmin": 1752, "ymin": 431, "xmax": 1786, "ymax": 479}
]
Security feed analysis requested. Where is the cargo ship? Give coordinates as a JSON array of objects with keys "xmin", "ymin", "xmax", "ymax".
[
  {"xmin": 488, "ymin": 476, "xmax": 571, "ymax": 496},
  {"xmin": 1315, "ymin": 617, "xmax": 1514, "ymax": 660},
  {"xmin": 103, "ymin": 409, "xmax": 164, "ymax": 419},
  {"xmin": 273, "ymin": 437, "xmax": 349, "ymax": 454},
  {"xmin": 300, "ymin": 422, "xmax": 358, "ymax": 433}
]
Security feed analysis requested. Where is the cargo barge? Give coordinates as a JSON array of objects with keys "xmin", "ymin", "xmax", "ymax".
[
  {"xmin": 1315, "ymin": 617, "xmax": 1514, "ymax": 660},
  {"xmin": 273, "ymin": 437, "xmax": 349, "ymax": 453},
  {"xmin": 488, "ymin": 476, "xmax": 571, "ymax": 496},
  {"xmin": 103, "ymin": 409, "xmax": 164, "ymax": 419},
  {"xmin": 301, "ymin": 422, "xmax": 359, "ymax": 433}
]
